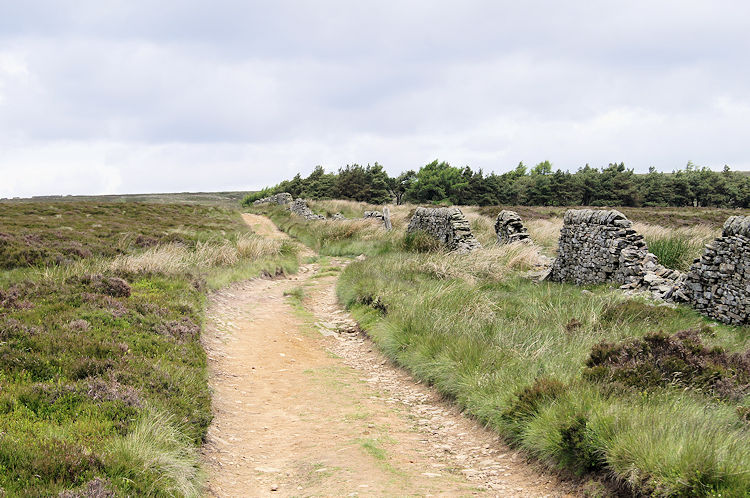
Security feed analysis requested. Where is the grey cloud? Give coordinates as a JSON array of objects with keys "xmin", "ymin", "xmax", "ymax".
[{"xmin": 1, "ymin": 1, "xmax": 749, "ymax": 197}]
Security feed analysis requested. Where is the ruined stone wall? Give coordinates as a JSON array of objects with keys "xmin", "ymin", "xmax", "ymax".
[
  {"xmin": 289, "ymin": 199, "xmax": 325, "ymax": 220},
  {"xmin": 363, "ymin": 210, "xmax": 383, "ymax": 220},
  {"xmin": 549, "ymin": 209, "xmax": 684, "ymax": 300},
  {"xmin": 535, "ymin": 209, "xmax": 750, "ymax": 325},
  {"xmin": 495, "ymin": 210, "xmax": 530, "ymax": 244},
  {"xmin": 253, "ymin": 192, "xmax": 293, "ymax": 206},
  {"xmin": 549, "ymin": 209, "xmax": 649, "ymax": 285},
  {"xmin": 406, "ymin": 207, "xmax": 481, "ymax": 252},
  {"xmin": 683, "ymin": 216, "xmax": 750, "ymax": 324}
]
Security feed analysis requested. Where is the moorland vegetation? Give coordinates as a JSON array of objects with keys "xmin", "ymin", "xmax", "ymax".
[
  {"xmin": 0, "ymin": 202, "xmax": 297, "ymax": 496},
  {"xmin": 3, "ymin": 192, "xmax": 750, "ymax": 496},
  {"xmin": 251, "ymin": 199, "xmax": 750, "ymax": 496}
]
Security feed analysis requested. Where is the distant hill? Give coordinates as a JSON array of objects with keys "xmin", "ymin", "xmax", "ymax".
[{"xmin": 1, "ymin": 191, "xmax": 249, "ymax": 207}]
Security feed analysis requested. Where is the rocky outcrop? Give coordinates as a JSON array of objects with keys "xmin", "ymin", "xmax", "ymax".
[
  {"xmin": 406, "ymin": 207, "xmax": 481, "ymax": 252},
  {"xmin": 253, "ymin": 192, "xmax": 293, "ymax": 206},
  {"xmin": 289, "ymin": 199, "xmax": 325, "ymax": 220},
  {"xmin": 495, "ymin": 210, "xmax": 530, "ymax": 244},
  {"xmin": 363, "ymin": 211, "xmax": 384, "ymax": 220},
  {"xmin": 331, "ymin": 212, "xmax": 346, "ymax": 220},
  {"xmin": 682, "ymin": 216, "xmax": 750, "ymax": 324}
]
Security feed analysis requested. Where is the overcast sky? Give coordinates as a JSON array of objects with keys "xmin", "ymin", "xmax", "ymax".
[{"xmin": 1, "ymin": 1, "xmax": 749, "ymax": 197}]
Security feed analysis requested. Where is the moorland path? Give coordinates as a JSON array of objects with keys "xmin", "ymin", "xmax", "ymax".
[{"xmin": 201, "ymin": 214, "xmax": 575, "ymax": 497}]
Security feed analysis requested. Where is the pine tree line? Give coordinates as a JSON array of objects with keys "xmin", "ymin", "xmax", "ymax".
[{"xmin": 244, "ymin": 160, "xmax": 750, "ymax": 208}]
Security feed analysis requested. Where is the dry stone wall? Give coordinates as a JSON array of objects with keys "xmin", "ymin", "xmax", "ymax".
[
  {"xmin": 495, "ymin": 210, "xmax": 530, "ymax": 244},
  {"xmin": 549, "ymin": 209, "xmax": 647, "ymax": 285},
  {"xmin": 535, "ymin": 208, "xmax": 750, "ymax": 325},
  {"xmin": 683, "ymin": 215, "xmax": 750, "ymax": 324},
  {"xmin": 407, "ymin": 207, "xmax": 481, "ymax": 252},
  {"xmin": 253, "ymin": 192, "xmax": 293, "ymax": 206},
  {"xmin": 289, "ymin": 199, "xmax": 325, "ymax": 220},
  {"xmin": 548, "ymin": 209, "xmax": 686, "ymax": 300}
]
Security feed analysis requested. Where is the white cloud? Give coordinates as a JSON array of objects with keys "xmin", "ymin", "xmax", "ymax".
[{"xmin": 1, "ymin": 1, "xmax": 749, "ymax": 196}]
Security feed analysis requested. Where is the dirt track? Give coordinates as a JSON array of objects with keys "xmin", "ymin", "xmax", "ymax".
[{"xmin": 201, "ymin": 214, "xmax": 574, "ymax": 496}]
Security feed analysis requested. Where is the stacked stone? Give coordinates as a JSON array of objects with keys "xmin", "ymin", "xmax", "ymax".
[
  {"xmin": 682, "ymin": 215, "xmax": 750, "ymax": 324},
  {"xmin": 494, "ymin": 210, "xmax": 531, "ymax": 244},
  {"xmin": 550, "ymin": 209, "xmax": 648, "ymax": 285},
  {"xmin": 406, "ymin": 207, "xmax": 481, "ymax": 253},
  {"xmin": 549, "ymin": 209, "xmax": 686, "ymax": 300},
  {"xmin": 253, "ymin": 192, "xmax": 293, "ymax": 206},
  {"xmin": 363, "ymin": 211, "xmax": 384, "ymax": 220},
  {"xmin": 622, "ymin": 250, "xmax": 687, "ymax": 301},
  {"xmin": 331, "ymin": 213, "xmax": 346, "ymax": 220},
  {"xmin": 289, "ymin": 199, "xmax": 325, "ymax": 220}
]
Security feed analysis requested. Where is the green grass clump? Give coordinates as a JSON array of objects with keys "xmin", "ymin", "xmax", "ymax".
[
  {"xmin": 106, "ymin": 410, "xmax": 202, "ymax": 496},
  {"xmin": 645, "ymin": 234, "xmax": 700, "ymax": 271},
  {"xmin": 400, "ymin": 230, "xmax": 442, "ymax": 253}
]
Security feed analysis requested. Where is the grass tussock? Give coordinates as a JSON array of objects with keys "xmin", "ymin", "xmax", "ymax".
[
  {"xmin": 107, "ymin": 410, "xmax": 202, "ymax": 496},
  {"xmin": 411, "ymin": 244, "xmax": 544, "ymax": 284},
  {"xmin": 253, "ymin": 203, "xmax": 403, "ymax": 256},
  {"xmin": 634, "ymin": 222, "xmax": 718, "ymax": 272}
]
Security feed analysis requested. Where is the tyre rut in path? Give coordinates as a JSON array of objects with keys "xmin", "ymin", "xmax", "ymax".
[{"xmin": 202, "ymin": 215, "xmax": 575, "ymax": 496}]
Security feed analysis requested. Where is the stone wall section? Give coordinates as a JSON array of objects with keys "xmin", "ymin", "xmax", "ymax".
[
  {"xmin": 406, "ymin": 207, "xmax": 481, "ymax": 252},
  {"xmin": 682, "ymin": 215, "xmax": 750, "ymax": 324},
  {"xmin": 494, "ymin": 210, "xmax": 531, "ymax": 244},
  {"xmin": 289, "ymin": 199, "xmax": 325, "ymax": 220},
  {"xmin": 253, "ymin": 192, "xmax": 293, "ymax": 206},
  {"xmin": 548, "ymin": 209, "xmax": 686, "ymax": 300},
  {"xmin": 549, "ymin": 209, "xmax": 646, "ymax": 285}
]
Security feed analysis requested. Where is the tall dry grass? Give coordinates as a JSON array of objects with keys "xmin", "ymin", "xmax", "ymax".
[
  {"xmin": 406, "ymin": 243, "xmax": 545, "ymax": 284},
  {"xmin": 632, "ymin": 222, "xmax": 718, "ymax": 244},
  {"xmin": 107, "ymin": 233, "xmax": 286, "ymax": 275},
  {"xmin": 312, "ymin": 199, "xmax": 380, "ymax": 218},
  {"xmin": 525, "ymin": 218, "xmax": 564, "ymax": 252}
]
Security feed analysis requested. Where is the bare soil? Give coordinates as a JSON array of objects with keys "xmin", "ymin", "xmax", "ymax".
[{"xmin": 202, "ymin": 215, "xmax": 575, "ymax": 497}]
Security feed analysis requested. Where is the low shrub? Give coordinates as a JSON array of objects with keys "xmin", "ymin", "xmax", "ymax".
[
  {"xmin": 501, "ymin": 377, "xmax": 567, "ymax": 437},
  {"xmin": 0, "ymin": 200, "xmax": 299, "ymax": 495},
  {"xmin": 584, "ymin": 329, "xmax": 750, "ymax": 400}
]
